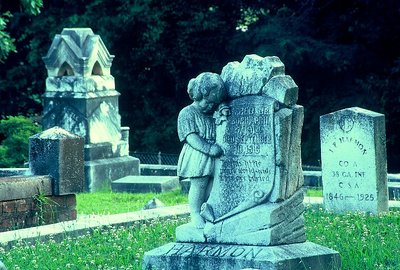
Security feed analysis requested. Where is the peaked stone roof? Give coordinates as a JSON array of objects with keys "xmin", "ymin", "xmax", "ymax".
[{"xmin": 43, "ymin": 28, "xmax": 115, "ymax": 77}]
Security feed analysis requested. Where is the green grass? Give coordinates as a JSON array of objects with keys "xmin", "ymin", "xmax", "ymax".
[
  {"xmin": 305, "ymin": 188, "xmax": 323, "ymax": 197},
  {"xmin": 305, "ymin": 207, "xmax": 400, "ymax": 270},
  {"xmin": 0, "ymin": 217, "xmax": 189, "ymax": 270},
  {"xmin": 76, "ymin": 189, "xmax": 188, "ymax": 215},
  {"xmin": 1, "ymin": 190, "xmax": 400, "ymax": 269}
]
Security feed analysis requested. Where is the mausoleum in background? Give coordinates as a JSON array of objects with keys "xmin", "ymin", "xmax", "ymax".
[{"xmin": 42, "ymin": 28, "xmax": 139, "ymax": 191}]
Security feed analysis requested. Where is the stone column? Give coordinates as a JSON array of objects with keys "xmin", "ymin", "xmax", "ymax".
[{"xmin": 42, "ymin": 28, "xmax": 139, "ymax": 191}]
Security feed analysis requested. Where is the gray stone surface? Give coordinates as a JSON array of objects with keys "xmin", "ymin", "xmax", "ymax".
[
  {"xmin": 320, "ymin": 107, "xmax": 388, "ymax": 214},
  {"xmin": 29, "ymin": 127, "xmax": 84, "ymax": 195},
  {"xmin": 85, "ymin": 156, "xmax": 139, "ymax": 191},
  {"xmin": 140, "ymin": 164, "xmax": 177, "ymax": 176},
  {"xmin": 221, "ymin": 54, "xmax": 285, "ymax": 98},
  {"xmin": 143, "ymin": 241, "xmax": 341, "ymax": 270},
  {"xmin": 111, "ymin": 176, "xmax": 179, "ymax": 193},
  {"xmin": 0, "ymin": 175, "xmax": 52, "ymax": 201},
  {"xmin": 177, "ymin": 189, "xmax": 306, "ymax": 246},
  {"xmin": 0, "ymin": 168, "xmax": 30, "ymax": 177},
  {"xmin": 142, "ymin": 198, "xmax": 166, "ymax": 210},
  {"xmin": 42, "ymin": 28, "xmax": 139, "ymax": 191},
  {"xmin": 43, "ymin": 28, "xmax": 114, "ymax": 78}
]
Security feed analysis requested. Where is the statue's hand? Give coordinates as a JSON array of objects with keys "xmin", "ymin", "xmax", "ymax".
[{"xmin": 209, "ymin": 144, "xmax": 224, "ymax": 157}]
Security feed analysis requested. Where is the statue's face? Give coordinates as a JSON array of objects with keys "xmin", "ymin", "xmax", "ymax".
[{"xmin": 198, "ymin": 95, "xmax": 219, "ymax": 114}]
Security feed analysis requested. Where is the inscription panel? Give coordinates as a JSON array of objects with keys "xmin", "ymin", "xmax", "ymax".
[
  {"xmin": 320, "ymin": 108, "xmax": 388, "ymax": 214},
  {"xmin": 206, "ymin": 96, "xmax": 276, "ymax": 220}
]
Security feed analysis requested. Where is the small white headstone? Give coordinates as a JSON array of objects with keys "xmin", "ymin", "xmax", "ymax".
[{"xmin": 320, "ymin": 107, "xmax": 388, "ymax": 214}]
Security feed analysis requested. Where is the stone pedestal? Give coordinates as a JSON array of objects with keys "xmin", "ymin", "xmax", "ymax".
[
  {"xmin": 144, "ymin": 54, "xmax": 340, "ymax": 270},
  {"xmin": 42, "ymin": 28, "xmax": 139, "ymax": 191},
  {"xmin": 143, "ymin": 242, "xmax": 341, "ymax": 270},
  {"xmin": 29, "ymin": 126, "xmax": 84, "ymax": 195}
]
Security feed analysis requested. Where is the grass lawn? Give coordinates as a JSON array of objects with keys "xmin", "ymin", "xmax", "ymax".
[
  {"xmin": 76, "ymin": 188, "xmax": 188, "ymax": 215},
  {"xmin": 1, "ymin": 190, "xmax": 399, "ymax": 269},
  {"xmin": 305, "ymin": 187, "xmax": 323, "ymax": 197}
]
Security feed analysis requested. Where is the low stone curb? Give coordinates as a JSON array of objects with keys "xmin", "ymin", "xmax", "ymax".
[{"xmin": 0, "ymin": 204, "xmax": 190, "ymax": 251}]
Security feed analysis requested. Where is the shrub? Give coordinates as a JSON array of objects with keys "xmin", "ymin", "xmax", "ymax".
[{"xmin": 0, "ymin": 115, "xmax": 41, "ymax": 167}]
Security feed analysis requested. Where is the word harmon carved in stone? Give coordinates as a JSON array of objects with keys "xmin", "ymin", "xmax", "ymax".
[
  {"xmin": 328, "ymin": 136, "xmax": 368, "ymax": 156},
  {"xmin": 165, "ymin": 244, "xmax": 263, "ymax": 260}
]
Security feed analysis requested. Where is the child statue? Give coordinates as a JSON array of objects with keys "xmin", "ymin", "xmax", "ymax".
[{"xmin": 177, "ymin": 72, "xmax": 226, "ymax": 229}]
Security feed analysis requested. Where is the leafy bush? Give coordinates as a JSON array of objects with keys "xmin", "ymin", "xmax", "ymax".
[{"xmin": 0, "ymin": 115, "xmax": 41, "ymax": 167}]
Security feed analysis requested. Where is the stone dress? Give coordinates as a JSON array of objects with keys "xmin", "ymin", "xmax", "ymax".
[{"xmin": 177, "ymin": 104, "xmax": 216, "ymax": 178}]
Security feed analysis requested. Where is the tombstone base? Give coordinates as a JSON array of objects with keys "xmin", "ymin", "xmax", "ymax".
[
  {"xmin": 85, "ymin": 156, "xmax": 140, "ymax": 192},
  {"xmin": 176, "ymin": 189, "xmax": 306, "ymax": 246},
  {"xmin": 143, "ymin": 241, "xmax": 341, "ymax": 270}
]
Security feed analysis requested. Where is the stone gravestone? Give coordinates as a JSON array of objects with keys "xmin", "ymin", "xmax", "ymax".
[
  {"xmin": 29, "ymin": 126, "xmax": 85, "ymax": 195},
  {"xmin": 42, "ymin": 28, "xmax": 139, "ymax": 191},
  {"xmin": 143, "ymin": 55, "xmax": 341, "ymax": 269},
  {"xmin": 320, "ymin": 107, "xmax": 388, "ymax": 214}
]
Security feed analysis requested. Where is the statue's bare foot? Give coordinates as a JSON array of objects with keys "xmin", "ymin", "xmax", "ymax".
[{"xmin": 191, "ymin": 213, "xmax": 205, "ymax": 229}]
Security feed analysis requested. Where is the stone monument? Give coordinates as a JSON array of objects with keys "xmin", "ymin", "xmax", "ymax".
[
  {"xmin": 320, "ymin": 107, "xmax": 388, "ymax": 214},
  {"xmin": 143, "ymin": 54, "xmax": 341, "ymax": 269},
  {"xmin": 42, "ymin": 28, "xmax": 139, "ymax": 191}
]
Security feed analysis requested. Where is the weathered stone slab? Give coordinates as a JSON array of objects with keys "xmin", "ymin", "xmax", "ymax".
[
  {"xmin": 86, "ymin": 156, "xmax": 140, "ymax": 191},
  {"xmin": 177, "ymin": 189, "xmax": 306, "ymax": 246},
  {"xmin": 43, "ymin": 94, "xmax": 122, "ymax": 144},
  {"xmin": 263, "ymin": 75, "xmax": 298, "ymax": 106},
  {"xmin": 140, "ymin": 164, "xmax": 177, "ymax": 176},
  {"xmin": 0, "ymin": 175, "xmax": 52, "ymax": 201},
  {"xmin": 29, "ymin": 127, "xmax": 84, "ymax": 195},
  {"xmin": 320, "ymin": 107, "xmax": 388, "ymax": 213},
  {"xmin": 143, "ymin": 241, "xmax": 341, "ymax": 270},
  {"xmin": 204, "ymin": 95, "xmax": 277, "ymax": 222},
  {"xmin": 0, "ymin": 168, "xmax": 30, "ymax": 177},
  {"xmin": 111, "ymin": 176, "xmax": 179, "ymax": 193},
  {"xmin": 221, "ymin": 55, "xmax": 285, "ymax": 98}
]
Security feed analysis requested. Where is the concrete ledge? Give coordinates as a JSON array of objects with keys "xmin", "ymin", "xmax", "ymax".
[
  {"xmin": 0, "ymin": 204, "xmax": 190, "ymax": 251},
  {"xmin": 0, "ymin": 168, "xmax": 30, "ymax": 177},
  {"xmin": 0, "ymin": 175, "xmax": 52, "ymax": 201},
  {"xmin": 388, "ymin": 182, "xmax": 400, "ymax": 200},
  {"xmin": 140, "ymin": 164, "xmax": 177, "ymax": 176},
  {"xmin": 111, "ymin": 176, "xmax": 180, "ymax": 193}
]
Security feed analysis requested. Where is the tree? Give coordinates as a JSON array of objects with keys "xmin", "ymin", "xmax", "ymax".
[
  {"xmin": 0, "ymin": 0, "xmax": 43, "ymax": 62},
  {"xmin": 1, "ymin": 0, "xmax": 399, "ymax": 171}
]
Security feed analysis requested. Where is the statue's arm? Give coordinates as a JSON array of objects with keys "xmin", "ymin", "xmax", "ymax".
[{"xmin": 186, "ymin": 133, "xmax": 223, "ymax": 157}]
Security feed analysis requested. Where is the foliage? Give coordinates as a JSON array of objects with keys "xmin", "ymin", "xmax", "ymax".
[
  {"xmin": 0, "ymin": 115, "xmax": 41, "ymax": 167},
  {"xmin": 0, "ymin": 217, "xmax": 189, "ymax": 269},
  {"xmin": 76, "ymin": 189, "xmax": 188, "ymax": 215},
  {"xmin": 0, "ymin": 0, "xmax": 400, "ymax": 170},
  {"xmin": 0, "ymin": 0, "xmax": 43, "ymax": 62},
  {"xmin": 305, "ymin": 207, "xmax": 400, "ymax": 269}
]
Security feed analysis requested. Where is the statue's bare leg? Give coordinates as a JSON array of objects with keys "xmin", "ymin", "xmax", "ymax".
[{"xmin": 188, "ymin": 176, "xmax": 208, "ymax": 229}]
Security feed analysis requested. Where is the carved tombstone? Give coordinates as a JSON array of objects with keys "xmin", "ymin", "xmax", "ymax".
[
  {"xmin": 42, "ymin": 28, "xmax": 139, "ymax": 191},
  {"xmin": 320, "ymin": 107, "xmax": 388, "ymax": 214},
  {"xmin": 143, "ymin": 55, "xmax": 341, "ymax": 269}
]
